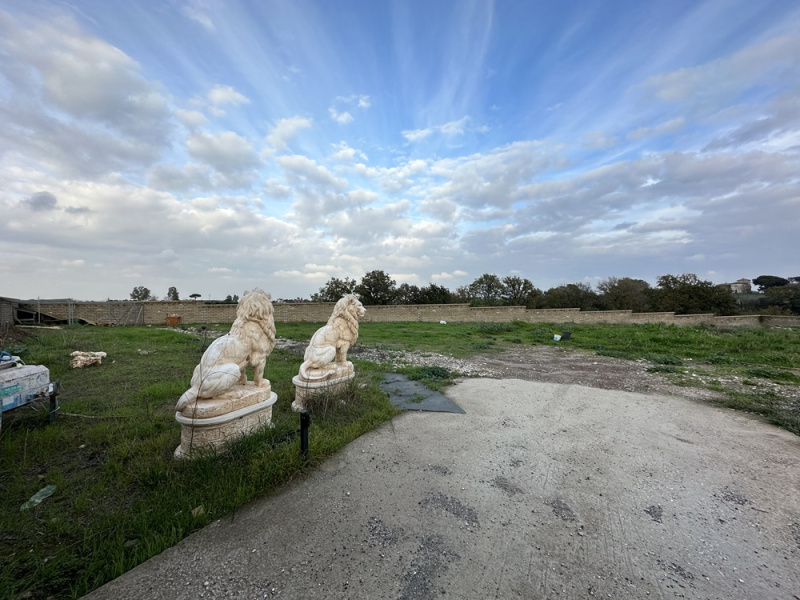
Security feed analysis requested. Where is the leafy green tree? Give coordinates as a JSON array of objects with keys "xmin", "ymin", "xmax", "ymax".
[
  {"xmin": 542, "ymin": 282, "xmax": 598, "ymax": 310},
  {"xmin": 763, "ymin": 285, "xmax": 800, "ymax": 314},
  {"xmin": 311, "ymin": 277, "xmax": 357, "ymax": 302},
  {"xmin": 452, "ymin": 285, "xmax": 472, "ymax": 303},
  {"xmin": 189, "ymin": 293, "xmax": 202, "ymax": 300},
  {"xmin": 596, "ymin": 277, "xmax": 651, "ymax": 311},
  {"xmin": 753, "ymin": 275, "xmax": 790, "ymax": 291},
  {"xmin": 355, "ymin": 270, "xmax": 396, "ymax": 305},
  {"xmin": 394, "ymin": 283, "xmax": 421, "ymax": 304},
  {"xmin": 501, "ymin": 276, "xmax": 538, "ymax": 306},
  {"xmin": 167, "ymin": 287, "xmax": 180, "ymax": 301},
  {"xmin": 649, "ymin": 273, "xmax": 737, "ymax": 315},
  {"xmin": 468, "ymin": 273, "xmax": 506, "ymax": 305},
  {"xmin": 417, "ymin": 283, "xmax": 453, "ymax": 304},
  {"xmin": 130, "ymin": 286, "xmax": 152, "ymax": 301}
]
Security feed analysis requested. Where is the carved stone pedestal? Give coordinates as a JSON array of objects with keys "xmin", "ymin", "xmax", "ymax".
[
  {"xmin": 174, "ymin": 382, "xmax": 277, "ymax": 459},
  {"xmin": 292, "ymin": 363, "xmax": 354, "ymax": 412}
]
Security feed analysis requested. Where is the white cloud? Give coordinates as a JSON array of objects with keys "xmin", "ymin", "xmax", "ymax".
[
  {"xmin": 426, "ymin": 141, "xmax": 560, "ymax": 210},
  {"xmin": 641, "ymin": 34, "xmax": 800, "ymax": 107},
  {"xmin": 402, "ymin": 116, "xmax": 470, "ymax": 142},
  {"xmin": 0, "ymin": 11, "xmax": 172, "ymax": 177},
  {"xmin": 267, "ymin": 116, "xmax": 313, "ymax": 150},
  {"xmin": 263, "ymin": 178, "xmax": 291, "ymax": 198},
  {"xmin": 276, "ymin": 155, "xmax": 348, "ymax": 190},
  {"xmin": 148, "ymin": 163, "xmax": 212, "ymax": 191},
  {"xmin": 176, "ymin": 109, "xmax": 208, "ymax": 128},
  {"xmin": 187, "ymin": 131, "xmax": 261, "ymax": 173},
  {"xmin": 208, "ymin": 84, "xmax": 250, "ymax": 107},
  {"xmin": 401, "ymin": 127, "xmax": 434, "ymax": 143},
  {"xmin": 181, "ymin": 4, "xmax": 215, "ymax": 32},
  {"xmin": 628, "ymin": 117, "xmax": 685, "ymax": 141},
  {"xmin": 328, "ymin": 94, "xmax": 371, "ymax": 124},
  {"xmin": 328, "ymin": 107, "xmax": 354, "ymax": 124},
  {"xmin": 583, "ymin": 130, "xmax": 617, "ymax": 149},
  {"xmin": 432, "ymin": 270, "xmax": 468, "ymax": 281}
]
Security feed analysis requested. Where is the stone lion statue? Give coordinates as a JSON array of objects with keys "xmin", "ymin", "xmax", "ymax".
[
  {"xmin": 299, "ymin": 294, "xmax": 366, "ymax": 381},
  {"xmin": 176, "ymin": 289, "xmax": 276, "ymax": 411}
]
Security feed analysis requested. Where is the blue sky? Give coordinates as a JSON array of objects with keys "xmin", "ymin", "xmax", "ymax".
[{"xmin": 2, "ymin": 0, "xmax": 799, "ymax": 301}]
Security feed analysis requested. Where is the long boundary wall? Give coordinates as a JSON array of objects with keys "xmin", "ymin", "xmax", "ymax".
[{"xmin": 14, "ymin": 300, "xmax": 800, "ymax": 328}]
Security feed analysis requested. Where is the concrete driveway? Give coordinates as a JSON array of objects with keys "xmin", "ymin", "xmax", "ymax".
[{"xmin": 85, "ymin": 379, "xmax": 800, "ymax": 600}]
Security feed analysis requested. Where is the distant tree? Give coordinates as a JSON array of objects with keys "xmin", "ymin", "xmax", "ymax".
[
  {"xmin": 649, "ymin": 273, "xmax": 737, "ymax": 315},
  {"xmin": 542, "ymin": 282, "xmax": 599, "ymax": 310},
  {"xmin": 763, "ymin": 285, "xmax": 800, "ymax": 314},
  {"xmin": 753, "ymin": 275, "xmax": 790, "ymax": 291},
  {"xmin": 355, "ymin": 270, "xmax": 396, "ymax": 305},
  {"xmin": 501, "ymin": 276, "xmax": 538, "ymax": 306},
  {"xmin": 417, "ymin": 283, "xmax": 453, "ymax": 304},
  {"xmin": 394, "ymin": 283, "xmax": 421, "ymax": 305},
  {"xmin": 468, "ymin": 273, "xmax": 506, "ymax": 305},
  {"xmin": 452, "ymin": 285, "xmax": 472, "ymax": 303},
  {"xmin": 130, "ymin": 286, "xmax": 152, "ymax": 301},
  {"xmin": 224, "ymin": 295, "xmax": 234, "ymax": 304},
  {"xmin": 167, "ymin": 286, "xmax": 180, "ymax": 301},
  {"xmin": 189, "ymin": 293, "xmax": 202, "ymax": 300},
  {"xmin": 311, "ymin": 277, "xmax": 357, "ymax": 302},
  {"xmin": 233, "ymin": 294, "xmax": 239, "ymax": 303},
  {"xmin": 596, "ymin": 277, "xmax": 651, "ymax": 312}
]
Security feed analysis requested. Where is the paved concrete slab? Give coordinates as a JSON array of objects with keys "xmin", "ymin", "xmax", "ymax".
[
  {"xmin": 84, "ymin": 380, "xmax": 800, "ymax": 600},
  {"xmin": 380, "ymin": 373, "xmax": 466, "ymax": 413}
]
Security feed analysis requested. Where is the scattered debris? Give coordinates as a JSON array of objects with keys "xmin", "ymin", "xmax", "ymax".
[
  {"xmin": 21, "ymin": 484, "xmax": 56, "ymax": 511},
  {"xmin": 70, "ymin": 351, "xmax": 107, "ymax": 368}
]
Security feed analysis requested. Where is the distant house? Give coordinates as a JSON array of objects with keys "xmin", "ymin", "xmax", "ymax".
[{"xmin": 726, "ymin": 278, "xmax": 752, "ymax": 294}]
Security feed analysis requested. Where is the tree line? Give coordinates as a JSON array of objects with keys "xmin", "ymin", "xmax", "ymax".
[
  {"xmin": 126, "ymin": 271, "xmax": 800, "ymax": 316},
  {"xmin": 310, "ymin": 270, "xmax": 800, "ymax": 316}
]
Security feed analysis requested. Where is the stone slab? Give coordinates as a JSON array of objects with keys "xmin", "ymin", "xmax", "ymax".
[
  {"xmin": 379, "ymin": 373, "xmax": 466, "ymax": 414},
  {"xmin": 174, "ymin": 391, "xmax": 277, "ymax": 459},
  {"xmin": 292, "ymin": 372, "xmax": 355, "ymax": 411},
  {"xmin": 179, "ymin": 382, "xmax": 272, "ymax": 419}
]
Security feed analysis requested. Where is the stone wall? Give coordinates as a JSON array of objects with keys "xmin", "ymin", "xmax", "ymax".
[
  {"xmin": 0, "ymin": 298, "xmax": 17, "ymax": 327},
  {"xmin": 16, "ymin": 300, "xmax": 800, "ymax": 328}
]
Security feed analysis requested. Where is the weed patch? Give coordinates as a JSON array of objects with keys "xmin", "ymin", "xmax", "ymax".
[{"xmin": 400, "ymin": 365, "xmax": 456, "ymax": 392}]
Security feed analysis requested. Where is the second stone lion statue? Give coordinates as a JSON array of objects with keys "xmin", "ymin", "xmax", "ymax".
[
  {"xmin": 176, "ymin": 289, "xmax": 276, "ymax": 410},
  {"xmin": 299, "ymin": 294, "xmax": 366, "ymax": 381}
]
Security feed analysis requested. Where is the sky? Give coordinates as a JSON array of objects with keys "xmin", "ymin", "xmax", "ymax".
[{"xmin": 2, "ymin": 0, "xmax": 799, "ymax": 301}]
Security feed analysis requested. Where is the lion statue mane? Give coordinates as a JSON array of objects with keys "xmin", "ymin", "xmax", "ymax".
[
  {"xmin": 299, "ymin": 294, "xmax": 366, "ymax": 380},
  {"xmin": 176, "ymin": 289, "xmax": 276, "ymax": 411}
]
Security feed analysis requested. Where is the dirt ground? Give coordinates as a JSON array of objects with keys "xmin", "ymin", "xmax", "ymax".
[{"xmin": 278, "ymin": 338, "xmax": 726, "ymax": 402}]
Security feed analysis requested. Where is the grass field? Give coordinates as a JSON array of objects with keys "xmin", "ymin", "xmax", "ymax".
[
  {"xmin": 1, "ymin": 321, "xmax": 799, "ymax": 599},
  {"xmin": 0, "ymin": 325, "xmax": 395, "ymax": 600}
]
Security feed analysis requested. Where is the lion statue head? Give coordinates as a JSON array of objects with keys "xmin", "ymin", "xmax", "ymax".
[
  {"xmin": 328, "ymin": 294, "xmax": 366, "ymax": 338},
  {"xmin": 230, "ymin": 288, "xmax": 275, "ymax": 344}
]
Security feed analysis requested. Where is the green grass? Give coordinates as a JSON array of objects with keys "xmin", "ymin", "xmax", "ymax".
[{"xmin": 1, "ymin": 325, "xmax": 395, "ymax": 600}]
